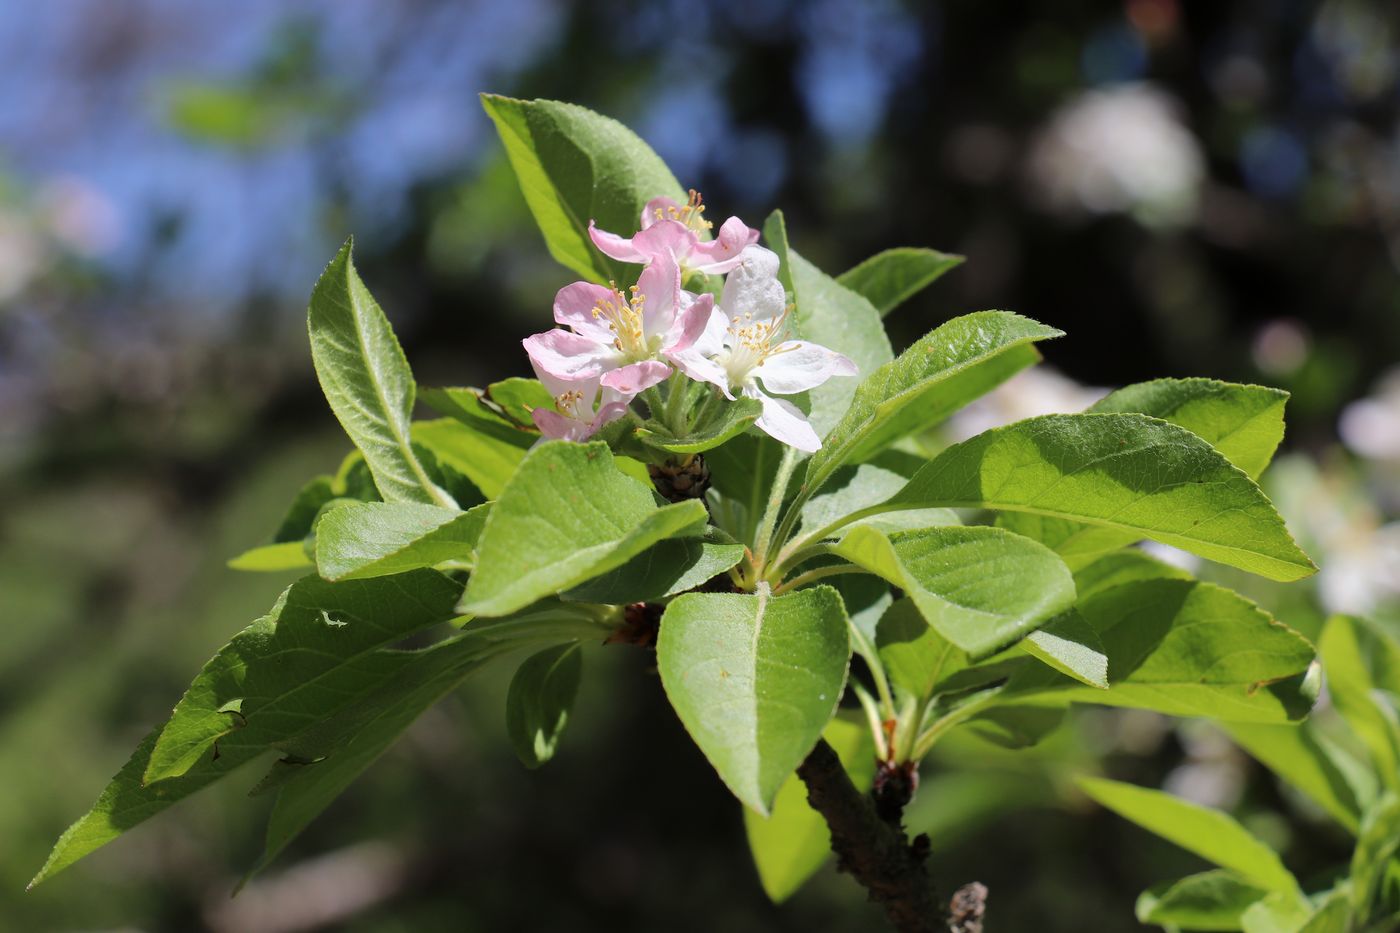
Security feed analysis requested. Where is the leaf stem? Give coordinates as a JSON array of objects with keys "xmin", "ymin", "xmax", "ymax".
[
  {"xmin": 772, "ymin": 562, "xmax": 864, "ymax": 595},
  {"xmin": 751, "ymin": 446, "xmax": 800, "ymax": 575}
]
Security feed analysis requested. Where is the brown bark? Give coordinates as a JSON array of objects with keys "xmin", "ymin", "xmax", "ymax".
[{"xmin": 796, "ymin": 739, "xmax": 947, "ymax": 932}]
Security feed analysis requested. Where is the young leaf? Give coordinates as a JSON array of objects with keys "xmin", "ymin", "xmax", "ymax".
[
  {"xmin": 657, "ymin": 585, "xmax": 850, "ymax": 815},
  {"xmin": 831, "ymin": 524, "xmax": 1076, "ymax": 659},
  {"xmin": 1092, "ymin": 378, "xmax": 1289, "ymax": 480},
  {"xmin": 888, "ymin": 413, "xmax": 1316, "ymax": 582},
  {"xmin": 805, "ymin": 311, "xmax": 1063, "ymax": 496},
  {"xmin": 308, "ymin": 241, "xmax": 452, "ymax": 508},
  {"xmin": 635, "ymin": 397, "xmax": 762, "ymax": 454},
  {"xmin": 315, "ymin": 502, "xmax": 490, "ymax": 580},
  {"xmin": 228, "ymin": 542, "xmax": 314, "ymax": 572},
  {"xmin": 1022, "ymin": 578, "xmax": 1317, "ymax": 722},
  {"xmin": 762, "ymin": 211, "xmax": 893, "ymax": 437},
  {"xmin": 743, "ymin": 717, "xmax": 876, "ymax": 902},
  {"xmin": 1319, "ymin": 615, "xmax": 1400, "ymax": 791},
  {"xmin": 1078, "ymin": 776, "xmax": 1304, "ymax": 897},
  {"xmin": 411, "ymin": 417, "xmax": 531, "ymax": 501},
  {"xmin": 836, "ymin": 247, "xmax": 964, "ymax": 318},
  {"xmin": 272, "ymin": 475, "xmax": 337, "ymax": 542},
  {"xmin": 1135, "ymin": 870, "xmax": 1269, "ymax": 929},
  {"xmin": 481, "ymin": 95, "xmax": 685, "ymax": 284},
  {"xmin": 507, "ymin": 644, "xmax": 583, "ymax": 769},
  {"xmin": 562, "ymin": 528, "xmax": 745, "ymax": 604},
  {"xmin": 461, "ymin": 441, "xmax": 708, "ymax": 616},
  {"xmin": 143, "ymin": 571, "xmax": 463, "ymax": 784},
  {"xmin": 1224, "ymin": 721, "xmax": 1365, "ymax": 835}
]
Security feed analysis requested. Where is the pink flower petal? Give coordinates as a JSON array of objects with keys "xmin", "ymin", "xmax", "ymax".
[
  {"xmin": 588, "ymin": 221, "xmax": 646, "ymax": 263},
  {"xmin": 753, "ymin": 340, "xmax": 857, "ymax": 395},
  {"xmin": 522, "ymin": 330, "xmax": 613, "ymax": 381},
  {"xmin": 640, "ymin": 196, "xmax": 683, "ymax": 230},
  {"xmin": 553, "ymin": 281, "xmax": 618, "ymax": 343},
  {"xmin": 666, "ymin": 292, "xmax": 715, "ymax": 354},
  {"xmin": 532, "ymin": 407, "xmax": 590, "ymax": 441},
  {"xmin": 636, "ymin": 253, "xmax": 681, "ymax": 339},
  {"xmin": 690, "ymin": 216, "xmax": 760, "ymax": 274},
  {"xmin": 587, "ymin": 400, "xmax": 632, "ymax": 436},
  {"xmin": 630, "ymin": 220, "xmax": 697, "ymax": 267},
  {"xmin": 601, "ymin": 360, "xmax": 671, "ymax": 396}
]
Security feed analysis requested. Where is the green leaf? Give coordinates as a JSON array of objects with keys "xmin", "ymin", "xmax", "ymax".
[
  {"xmin": 228, "ymin": 542, "xmax": 314, "ymax": 572},
  {"xmin": 482, "ymin": 95, "xmax": 685, "ymax": 285},
  {"xmin": 486, "ymin": 377, "xmax": 555, "ymax": 427},
  {"xmin": 1320, "ymin": 615, "xmax": 1400, "ymax": 792},
  {"xmin": 1136, "ymin": 870, "xmax": 1269, "ymax": 930},
  {"xmin": 29, "ymin": 571, "xmax": 465, "ymax": 886},
  {"xmin": 1351, "ymin": 793, "xmax": 1400, "ymax": 924},
  {"xmin": 636, "ymin": 397, "xmax": 762, "ymax": 454},
  {"xmin": 762, "ymin": 211, "xmax": 892, "ymax": 437},
  {"xmin": 888, "ymin": 413, "xmax": 1316, "ymax": 582},
  {"xmin": 1224, "ymin": 721, "xmax": 1365, "ymax": 834},
  {"xmin": 1021, "ymin": 610, "xmax": 1109, "ymax": 689},
  {"xmin": 1072, "ymin": 550, "xmax": 1194, "ymax": 601},
  {"xmin": 805, "ymin": 311, "xmax": 1062, "ymax": 495},
  {"xmin": 143, "ymin": 571, "xmax": 463, "ymax": 784},
  {"xmin": 876, "ymin": 598, "xmax": 966, "ymax": 700},
  {"xmin": 1078, "ymin": 776, "xmax": 1303, "ymax": 896},
  {"xmin": 743, "ymin": 716, "xmax": 876, "ymax": 902},
  {"xmin": 831, "ymin": 524, "xmax": 1076, "ymax": 659},
  {"xmin": 1240, "ymin": 891, "xmax": 1314, "ymax": 933},
  {"xmin": 800, "ymin": 459, "xmax": 958, "ymax": 539},
  {"xmin": 1296, "ymin": 892, "xmax": 1352, "ymax": 933},
  {"xmin": 308, "ymin": 241, "xmax": 452, "ymax": 508},
  {"xmin": 249, "ymin": 605, "xmax": 608, "ymax": 878},
  {"xmin": 1092, "ymin": 378, "xmax": 1289, "ymax": 480},
  {"xmin": 411, "ymin": 417, "xmax": 532, "ymax": 501},
  {"xmin": 506, "ymin": 644, "xmax": 583, "ymax": 769},
  {"xmin": 836, "ymin": 247, "xmax": 964, "ymax": 318},
  {"xmin": 315, "ymin": 502, "xmax": 490, "ymax": 580},
  {"xmin": 460, "ymin": 441, "xmax": 708, "ymax": 616},
  {"xmin": 1003, "ymin": 379, "xmax": 1291, "ymax": 565},
  {"xmin": 1021, "ymin": 579, "xmax": 1317, "ymax": 722},
  {"xmin": 562, "ymin": 527, "xmax": 744, "ymax": 604},
  {"xmin": 657, "ymin": 586, "xmax": 850, "ymax": 815},
  {"xmin": 272, "ymin": 475, "xmax": 337, "ymax": 542}
]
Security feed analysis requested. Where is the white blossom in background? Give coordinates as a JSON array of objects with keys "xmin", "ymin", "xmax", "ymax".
[
  {"xmin": 943, "ymin": 367, "xmax": 1106, "ymax": 443},
  {"xmin": 1340, "ymin": 367, "xmax": 1400, "ymax": 461},
  {"xmin": 1027, "ymin": 83, "xmax": 1205, "ymax": 228}
]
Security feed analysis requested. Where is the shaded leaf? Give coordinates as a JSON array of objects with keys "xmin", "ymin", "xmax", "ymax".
[
  {"xmin": 507, "ymin": 644, "xmax": 583, "ymax": 769},
  {"xmin": 562, "ymin": 527, "xmax": 744, "ymax": 604},
  {"xmin": 1225, "ymin": 721, "xmax": 1365, "ymax": 835},
  {"xmin": 1320, "ymin": 615, "xmax": 1400, "ymax": 791},
  {"xmin": 744, "ymin": 717, "xmax": 876, "ymax": 902},
  {"xmin": 411, "ymin": 417, "xmax": 531, "ymax": 500},
  {"xmin": 1079, "ymin": 776, "xmax": 1303, "ymax": 896},
  {"xmin": 636, "ymin": 397, "xmax": 762, "ymax": 454},
  {"xmin": 1136, "ymin": 870, "xmax": 1268, "ymax": 930}
]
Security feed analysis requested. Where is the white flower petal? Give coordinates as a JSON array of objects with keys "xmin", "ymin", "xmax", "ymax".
[
  {"xmin": 720, "ymin": 245, "xmax": 786, "ymax": 322},
  {"xmin": 753, "ymin": 340, "xmax": 857, "ymax": 395},
  {"xmin": 749, "ymin": 388, "xmax": 820, "ymax": 452}
]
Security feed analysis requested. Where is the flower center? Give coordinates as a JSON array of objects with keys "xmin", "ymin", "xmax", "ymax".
[
  {"xmin": 653, "ymin": 189, "xmax": 713, "ymax": 234},
  {"xmin": 722, "ymin": 306, "xmax": 795, "ymax": 386},
  {"xmin": 591, "ymin": 283, "xmax": 653, "ymax": 360},
  {"xmin": 554, "ymin": 388, "xmax": 586, "ymax": 418}
]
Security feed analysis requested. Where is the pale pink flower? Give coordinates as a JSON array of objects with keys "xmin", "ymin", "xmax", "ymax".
[
  {"xmin": 671, "ymin": 246, "xmax": 856, "ymax": 452},
  {"xmin": 588, "ymin": 190, "xmax": 759, "ymax": 276},
  {"xmin": 522, "ymin": 253, "xmax": 713, "ymax": 395},
  {"xmin": 526, "ymin": 365, "xmax": 631, "ymax": 443}
]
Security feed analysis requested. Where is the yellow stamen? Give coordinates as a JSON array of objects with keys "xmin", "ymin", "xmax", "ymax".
[
  {"xmin": 590, "ymin": 281, "xmax": 649, "ymax": 357},
  {"xmin": 652, "ymin": 188, "xmax": 714, "ymax": 233}
]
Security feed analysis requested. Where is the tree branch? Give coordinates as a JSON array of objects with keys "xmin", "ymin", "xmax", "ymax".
[{"xmin": 796, "ymin": 739, "xmax": 945, "ymax": 932}]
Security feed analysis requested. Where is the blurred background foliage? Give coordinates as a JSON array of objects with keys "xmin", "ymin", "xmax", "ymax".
[{"xmin": 2, "ymin": 1, "xmax": 1398, "ymax": 929}]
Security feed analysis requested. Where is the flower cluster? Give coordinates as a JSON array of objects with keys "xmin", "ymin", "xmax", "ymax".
[{"xmin": 522, "ymin": 192, "xmax": 857, "ymax": 452}]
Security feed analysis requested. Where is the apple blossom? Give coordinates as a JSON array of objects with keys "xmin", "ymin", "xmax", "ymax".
[
  {"xmin": 588, "ymin": 189, "xmax": 758, "ymax": 276},
  {"xmin": 671, "ymin": 245, "xmax": 856, "ymax": 452}
]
